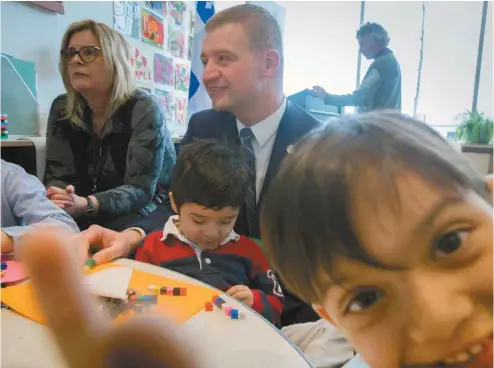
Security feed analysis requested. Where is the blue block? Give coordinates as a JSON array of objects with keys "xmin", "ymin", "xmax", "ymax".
[
  {"xmin": 230, "ymin": 309, "xmax": 239, "ymax": 319},
  {"xmin": 1, "ymin": 262, "xmax": 7, "ymax": 270}
]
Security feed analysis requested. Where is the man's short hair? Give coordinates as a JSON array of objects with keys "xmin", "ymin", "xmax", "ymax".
[
  {"xmin": 171, "ymin": 140, "xmax": 248, "ymax": 212},
  {"xmin": 205, "ymin": 4, "xmax": 284, "ymax": 66},
  {"xmin": 356, "ymin": 22, "xmax": 390, "ymax": 47}
]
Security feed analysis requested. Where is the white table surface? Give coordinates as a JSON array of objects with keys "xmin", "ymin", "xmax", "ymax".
[{"xmin": 1, "ymin": 258, "xmax": 315, "ymax": 368}]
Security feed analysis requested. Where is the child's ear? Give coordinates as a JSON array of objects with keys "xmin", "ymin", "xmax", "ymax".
[
  {"xmin": 169, "ymin": 192, "xmax": 178, "ymax": 214},
  {"xmin": 312, "ymin": 304, "xmax": 336, "ymax": 326}
]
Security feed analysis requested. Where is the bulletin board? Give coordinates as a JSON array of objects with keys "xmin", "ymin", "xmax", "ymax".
[{"xmin": 113, "ymin": 1, "xmax": 195, "ymax": 138}]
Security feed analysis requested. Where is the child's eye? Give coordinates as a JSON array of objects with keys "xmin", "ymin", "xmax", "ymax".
[
  {"xmin": 220, "ymin": 220, "xmax": 233, "ymax": 225},
  {"xmin": 433, "ymin": 230, "xmax": 468, "ymax": 257},
  {"xmin": 346, "ymin": 289, "xmax": 383, "ymax": 313},
  {"xmin": 192, "ymin": 219, "xmax": 205, "ymax": 225}
]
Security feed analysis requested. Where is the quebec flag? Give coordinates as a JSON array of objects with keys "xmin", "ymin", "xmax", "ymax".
[{"xmin": 188, "ymin": 1, "xmax": 216, "ymax": 120}]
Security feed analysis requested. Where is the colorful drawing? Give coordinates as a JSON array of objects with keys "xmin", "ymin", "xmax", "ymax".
[
  {"xmin": 113, "ymin": 1, "xmax": 140, "ymax": 39},
  {"xmin": 174, "ymin": 63, "xmax": 190, "ymax": 92},
  {"xmin": 170, "ymin": 1, "xmax": 187, "ymax": 27},
  {"xmin": 175, "ymin": 97, "xmax": 188, "ymax": 125},
  {"xmin": 141, "ymin": 8, "xmax": 165, "ymax": 48},
  {"xmin": 156, "ymin": 89, "xmax": 175, "ymax": 122},
  {"xmin": 168, "ymin": 22, "xmax": 186, "ymax": 58},
  {"xmin": 154, "ymin": 54, "xmax": 175, "ymax": 86},
  {"xmin": 129, "ymin": 44, "xmax": 154, "ymax": 82},
  {"xmin": 145, "ymin": 1, "xmax": 168, "ymax": 16}
]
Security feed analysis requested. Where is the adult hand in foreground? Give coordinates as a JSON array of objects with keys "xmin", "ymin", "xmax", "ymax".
[{"xmin": 18, "ymin": 227, "xmax": 199, "ymax": 368}]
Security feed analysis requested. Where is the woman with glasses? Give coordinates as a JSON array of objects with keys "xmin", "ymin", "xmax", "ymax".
[{"xmin": 43, "ymin": 20, "xmax": 176, "ymax": 233}]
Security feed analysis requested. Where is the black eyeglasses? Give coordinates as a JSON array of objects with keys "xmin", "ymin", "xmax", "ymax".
[{"xmin": 60, "ymin": 46, "xmax": 101, "ymax": 63}]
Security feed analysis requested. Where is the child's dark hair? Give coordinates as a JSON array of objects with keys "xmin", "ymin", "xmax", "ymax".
[
  {"xmin": 260, "ymin": 110, "xmax": 487, "ymax": 305},
  {"xmin": 171, "ymin": 140, "xmax": 248, "ymax": 211}
]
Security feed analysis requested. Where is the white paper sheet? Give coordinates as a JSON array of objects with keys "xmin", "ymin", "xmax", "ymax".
[{"xmin": 82, "ymin": 267, "xmax": 133, "ymax": 300}]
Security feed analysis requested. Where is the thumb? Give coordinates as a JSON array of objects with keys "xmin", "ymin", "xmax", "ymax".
[{"xmin": 66, "ymin": 185, "xmax": 75, "ymax": 194}]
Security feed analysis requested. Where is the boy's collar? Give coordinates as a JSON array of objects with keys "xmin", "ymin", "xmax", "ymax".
[{"xmin": 160, "ymin": 215, "xmax": 240, "ymax": 247}]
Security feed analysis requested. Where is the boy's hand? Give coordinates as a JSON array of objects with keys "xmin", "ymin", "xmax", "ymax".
[
  {"xmin": 17, "ymin": 227, "xmax": 199, "ymax": 368},
  {"xmin": 226, "ymin": 285, "xmax": 254, "ymax": 307}
]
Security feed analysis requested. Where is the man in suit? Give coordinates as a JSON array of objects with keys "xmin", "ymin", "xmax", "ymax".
[{"xmin": 181, "ymin": 4, "xmax": 321, "ymax": 326}]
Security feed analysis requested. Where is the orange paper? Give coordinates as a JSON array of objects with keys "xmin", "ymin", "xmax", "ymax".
[{"xmin": 1, "ymin": 264, "xmax": 218, "ymax": 325}]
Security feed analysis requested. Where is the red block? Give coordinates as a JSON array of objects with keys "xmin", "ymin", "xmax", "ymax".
[{"xmin": 204, "ymin": 301, "xmax": 214, "ymax": 311}]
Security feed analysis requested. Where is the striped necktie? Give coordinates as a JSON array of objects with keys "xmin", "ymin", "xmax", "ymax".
[{"xmin": 239, "ymin": 127, "xmax": 258, "ymax": 235}]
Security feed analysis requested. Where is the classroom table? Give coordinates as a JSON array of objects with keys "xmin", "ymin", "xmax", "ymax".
[{"xmin": 1, "ymin": 258, "xmax": 316, "ymax": 368}]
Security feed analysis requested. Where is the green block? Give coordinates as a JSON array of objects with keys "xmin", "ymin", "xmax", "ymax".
[{"xmin": 85, "ymin": 259, "xmax": 96, "ymax": 268}]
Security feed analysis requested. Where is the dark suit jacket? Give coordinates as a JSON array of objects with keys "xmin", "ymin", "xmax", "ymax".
[{"xmin": 181, "ymin": 101, "xmax": 322, "ymax": 326}]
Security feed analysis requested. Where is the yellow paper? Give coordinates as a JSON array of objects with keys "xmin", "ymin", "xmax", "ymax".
[{"xmin": 1, "ymin": 264, "xmax": 218, "ymax": 325}]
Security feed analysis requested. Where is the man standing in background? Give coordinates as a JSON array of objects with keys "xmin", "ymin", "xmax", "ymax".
[{"xmin": 312, "ymin": 22, "xmax": 402, "ymax": 113}]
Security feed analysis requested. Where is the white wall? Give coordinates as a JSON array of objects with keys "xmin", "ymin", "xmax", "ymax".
[{"xmin": 0, "ymin": 1, "xmax": 113, "ymax": 115}]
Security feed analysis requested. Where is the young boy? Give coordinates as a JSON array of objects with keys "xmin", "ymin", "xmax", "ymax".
[
  {"xmin": 135, "ymin": 140, "xmax": 283, "ymax": 326},
  {"xmin": 260, "ymin": 111, "xmax": 493, "ymax": 368}
]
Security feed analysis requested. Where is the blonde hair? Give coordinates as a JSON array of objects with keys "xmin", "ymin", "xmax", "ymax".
[{"xmin": 59, "ymin": 20, "xmax": 135, "ymax": 125}]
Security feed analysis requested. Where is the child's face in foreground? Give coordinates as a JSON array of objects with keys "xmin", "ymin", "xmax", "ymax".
[
  {"xmin": 176, "ymin": 203, "xmax": 239, "ymax": 250},
  {"xmin": 315, "ymin": 173, "xmax": 493, "ymax": 368}
]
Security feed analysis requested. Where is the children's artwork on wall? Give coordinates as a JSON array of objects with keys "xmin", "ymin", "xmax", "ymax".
[
  {"xmin": 175, "ymin": 97, "xmax": 188, "ymax": 125},
  {"xmin": 167, "ymin": 21, "xmax": 186, "ymax": 59},
  {"xmin": 167, "ymin": 1, "xmax": 187, "ymax": 58},
  {"xmin": 154, "ymin": 54, "xmax": 175, "ymax": 87},
  {"xmin": 156, "ymin": 89, "xmax": 175, "ymax": 122},
  {"xmin": 113, "ymin": 1, "xmax": 194, "ymax": 136},
  {"xmin": 141, "ymin": 8, "xmax": 165, "ymax": 48},
  {"xmin": 175, "ymin": 62, "xmax": 190, "ymax": 92},
  {"xmin": 129, "ymin": 44, "xmax": 154, "ymax": 82},
  {"xmin": 145, "ymin": 1, "xmax": 168, "ymax": 17},
  {"xmin": 170, "ymin": 1, "xmax": 187, "ymax": 27},
  {"xmin": 113, "ymin": 1, "xmax": 140, "ymax": 39}
]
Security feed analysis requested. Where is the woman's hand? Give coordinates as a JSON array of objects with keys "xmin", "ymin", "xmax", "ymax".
[
  {"xmin": 46, "ymin": 185, "xmax": 75, "ymax": 209},
  {"xmin": 47, "ymin": 185, "xmax": 88, "ymax": 218},
  {"xmin": 18, "ymin": 227, "xmax": 198, "ymax": 368}
]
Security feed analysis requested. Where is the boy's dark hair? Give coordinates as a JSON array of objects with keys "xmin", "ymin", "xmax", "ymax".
[
  {"xmin": 171, "ymin": 140, "xmax": 248, "ymax": 211},
  {"xmin": 260, "ymin": 110, "xmax": 487, "ymax": 304}
]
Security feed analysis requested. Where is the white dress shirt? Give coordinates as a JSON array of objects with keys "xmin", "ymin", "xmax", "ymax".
[{"xmin": 236, "ymin": 98, "xmax": 287, "ymax": 202}]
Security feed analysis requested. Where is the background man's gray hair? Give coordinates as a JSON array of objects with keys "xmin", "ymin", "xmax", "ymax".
[{"xmin": 356, "ymin": 22, "xmax": 390, "ymax": 47}]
